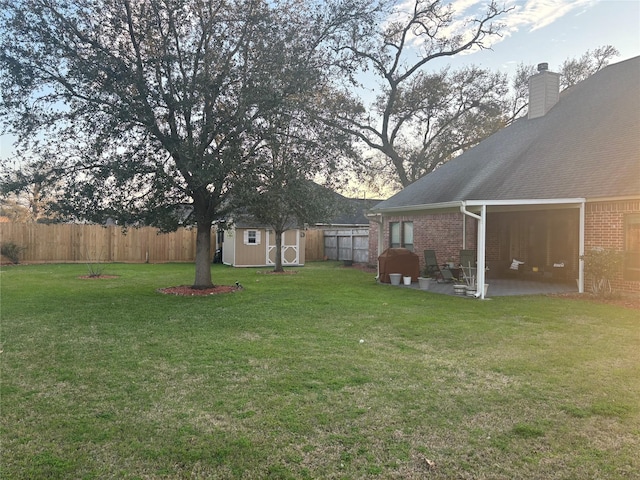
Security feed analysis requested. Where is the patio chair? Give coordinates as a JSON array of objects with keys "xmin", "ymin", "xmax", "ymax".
[
  {"xmin": 424, "ymin": 249, "xmax": 455, "ymax": 283},
  {"xmin": 459, "ymin": 250, "xmax": 476, "ymax": 269}
]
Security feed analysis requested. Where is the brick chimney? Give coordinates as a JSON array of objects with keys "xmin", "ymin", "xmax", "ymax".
[{"xmin": 528, "ymin": 62, "xmax": 561, "ymax": 119}]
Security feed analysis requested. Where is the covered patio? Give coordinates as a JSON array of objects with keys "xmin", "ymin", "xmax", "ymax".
[
  {"xmin": 371, "ymin": 198, "xmax": 586, "ymax": 299},
  {"xmin": 458, "ymin": 199, "xmax": 585, "ymax": 298}
]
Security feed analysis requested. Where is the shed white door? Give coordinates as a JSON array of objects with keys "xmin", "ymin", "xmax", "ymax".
[{"xmin": 266, "ymin": 230, "xmax": 300, "ymax": 265}]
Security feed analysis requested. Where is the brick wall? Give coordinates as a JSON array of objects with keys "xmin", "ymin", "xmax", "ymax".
[
  {"xmin": 585, "ymin": 200, "xmax": 640, "ymax": 294},
  {"xmin": 368, "ymin": 212, "xmax": 477, "ymax": 272}
]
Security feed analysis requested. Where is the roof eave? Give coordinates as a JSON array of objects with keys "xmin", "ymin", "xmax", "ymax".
[
  {"xmin": 368, "ymin": 201, "xmax": 464, "ymax": 215},
  {"xmin": 465, "ymin": 198, "xmax": 586, "ymax": 207},
  {"xmin": 369, "ymin": 198, "xmax": 587, "ymax": 216},
  {"xmin": 313, "ymin": 223, "xmax": 370, "ymax": 227},
  {"xmin": 585, "ymin": 194, "xmax": 640, "ymax": 203}
]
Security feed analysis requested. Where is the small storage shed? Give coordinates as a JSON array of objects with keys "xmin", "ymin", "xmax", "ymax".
[
  {"xmin": 378, "ymin": 248, "xmax": 420, "ymax": 283},
  {"xmin": 222, "ymin": 223, "xmax": 305, "ymax": 267}
]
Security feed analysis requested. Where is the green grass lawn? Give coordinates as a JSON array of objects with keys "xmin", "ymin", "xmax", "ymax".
[{"xmin": 1, "ymin": 262, "xmax": 639, "ymax": 479}]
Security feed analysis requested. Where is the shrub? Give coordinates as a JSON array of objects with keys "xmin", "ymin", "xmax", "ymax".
[
  {"xmin": 84, "ymin": 247, "xmax": 107, "ymax": 277},
  {"xmin": 1, "ymin": 242, "xmax": 26, "ymax": 264},
  {"xmin": 581, "ymin": 248, "xmax": 623, "ymax": 295}
]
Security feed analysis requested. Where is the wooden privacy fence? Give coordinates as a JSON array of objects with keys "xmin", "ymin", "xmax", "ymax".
[
  {"xmin": 0, "ymin": 223, "xmax": 215, "ymax": 263},
  {"xmin": 303, "ymin": 229, "xmax": 324, "ymax": 261},
  {"xmin": 323, "ymin": 228, "xmax": 370, "ymax": 263},
  {"xmin": 302, "ymin": 228, "xmax": 371, "ymax": 263},
  {"xmin": 0, "ymin": 223, "xmax": 370, "ymax": 265}
]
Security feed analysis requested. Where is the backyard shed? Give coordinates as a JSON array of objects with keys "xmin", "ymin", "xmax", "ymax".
[{"xmin": 221, "ymin": 221, "xmax": 305, "ymax": 267}]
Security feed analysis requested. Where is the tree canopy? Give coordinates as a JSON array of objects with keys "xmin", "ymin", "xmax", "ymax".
[{"xmin": 0, "ymin": 0, "xmax": 369, "ymax": 286}]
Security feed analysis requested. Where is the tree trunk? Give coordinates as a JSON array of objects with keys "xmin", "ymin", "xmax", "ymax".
[
  {"xmin": 387, "ymin": 149, "xmax": 411, "ymax": 187},
  {"xmin": 193, "ymin": 220, "xmax": 213, "ymax": 288},
  {"xmin": 273, "ymin": 229, "xmax": 284, "ymax": 273}
]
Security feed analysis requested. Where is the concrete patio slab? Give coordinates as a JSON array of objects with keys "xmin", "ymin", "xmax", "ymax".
[{"xmin": 386, "ymin": 278, "xmax": 578, "ymax": 297}]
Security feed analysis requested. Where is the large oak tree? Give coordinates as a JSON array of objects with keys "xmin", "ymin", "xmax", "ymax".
[{"xmin": 0, "ymin": 0, "xmax": 370, "ymax": 287}]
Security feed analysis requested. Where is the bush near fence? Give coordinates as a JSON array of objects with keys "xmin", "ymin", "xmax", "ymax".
[{"xmin": 0, "ymin": 223, "xmax": 215, "ymax": 264}]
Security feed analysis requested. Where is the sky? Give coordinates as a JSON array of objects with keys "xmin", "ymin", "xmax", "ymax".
[
  {"xmin": 350, "ymin": 0, "xmax": 640, "ymax": 196},
  {"xmin": 436, "ymin": 0, "xmax": 640, "ymax": 75},
  {"xmin": 1, "ymin": 0, "xmax": 639, "ymax": 163}
]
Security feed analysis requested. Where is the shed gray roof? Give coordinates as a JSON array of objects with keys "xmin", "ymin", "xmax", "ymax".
[{"xmin": 372, "ymin": 56, "xmax": 640, "ymax": 212}]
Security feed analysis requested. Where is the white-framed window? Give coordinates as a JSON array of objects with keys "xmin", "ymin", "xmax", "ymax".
[
  {"xmin": 389, "ymin": 221, "xmax": 413, "ymax": 251},
  {"xmin": 390, "ymin": 222, "xmax": 401, "ymax": 248},
  {"xmin": 403, "ymin": 221, "xmax": 414, "ymax": 251},
  {"xmin": 244, "ymin": 229, "xmax": 261, "ymax": 245}
]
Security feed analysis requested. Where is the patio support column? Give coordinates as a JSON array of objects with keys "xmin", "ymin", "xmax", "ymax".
[
  {"xmin": 477, "ymin": 205, "xmax": 487, "ymax": 299},
  {"xmin": 579, "ymin": 201, "xmax": 585, "ymax": 293},
  {"xmin": 377, "ymin": 216, "xmax": 384, "ymax": 280}
]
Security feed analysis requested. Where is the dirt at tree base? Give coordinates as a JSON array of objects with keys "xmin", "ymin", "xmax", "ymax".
[
  {"xmin": 257, "ymin": 270, "xmax": 298, "ymax": 275},
  {"xmin": 78, "ymin": 275, "xmax": 120, "ymax": 279},
  {"xmin": 157, "ymin": 285, "xmax": 241, "ymax": 296}
]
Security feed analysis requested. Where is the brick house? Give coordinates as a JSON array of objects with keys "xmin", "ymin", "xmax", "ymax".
[{"xmin": 368, "ymin": 56, "xmax": 640, "ymax": 297}]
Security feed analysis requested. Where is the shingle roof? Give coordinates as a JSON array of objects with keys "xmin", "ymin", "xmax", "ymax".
[
  {"xmin": 372, "ymin": 56, "xmax": 640, "ymax": 212},
  {"xmin": 321, "ymin": 197, "xmax": 385, "ymax": 225},
  {"xmin": 230, "ymin": 188, "xmax": 385, "ymax": 228}
]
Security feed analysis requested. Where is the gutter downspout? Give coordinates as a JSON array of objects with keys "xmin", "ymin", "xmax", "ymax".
[
  {"xmin": 367, "ymin": 213, "xmax": 384, "ymax": 280},
  {"xmin": 460, "ymin": 203, "xmax": 487, "ymax": 299},
  {"xmin": 462, "ymin": 216, "xmax": 466, "ymax": 250}
]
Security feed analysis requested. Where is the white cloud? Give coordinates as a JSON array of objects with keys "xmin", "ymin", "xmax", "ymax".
[
  {"xmin": 497, "ymin": 0, "xmax": 598, "ymax": 38},
  {"xmin": 449, "ymin": 0, "xmax": 484, "ymax": 13},
  {"xmin": 381, "ymin": 0, "xmax": 602, "ymax": 59},
  {"xmin": 433, "ymin": 0, "xmax": 598, "ymax": 50}
]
